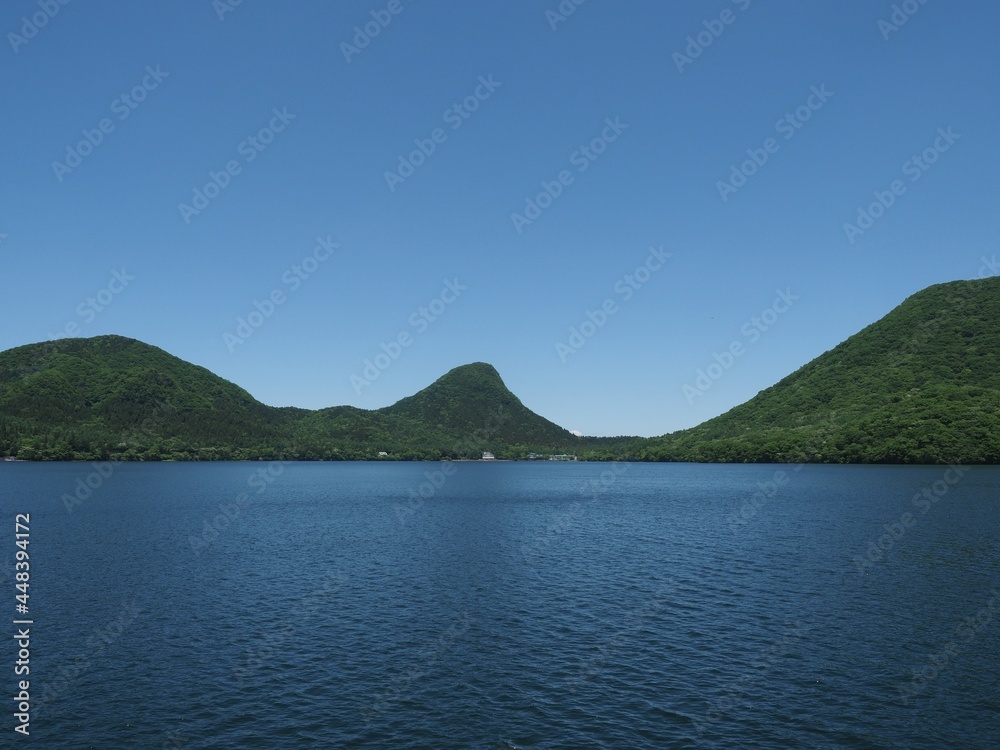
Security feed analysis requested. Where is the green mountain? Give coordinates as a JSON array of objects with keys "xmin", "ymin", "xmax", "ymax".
[
  {"xmin": 0, "ymin": 336, "xmax": 295, "ymax": 460},
  {"xmin": 287, "ymin": 363, "xmax": 578, "ymax": 460},
  {"xmin": 639, "ymin": 277, "xmax": 1000, "ymax": 463},
  {"xmin": 381, "ymin": 362, "xmax": 573, "ymax": 446},
  {"xmin": 1, "ymin": 276, "xmax": 997, "ymax": 463},
  {"xmin": 0, "ymin": 337, "xmax": 577, "ymax": 461}
]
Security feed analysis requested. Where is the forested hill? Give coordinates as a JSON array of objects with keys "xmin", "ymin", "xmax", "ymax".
[
  {"xmin": 380, "ymin": 362, "xmax": 574, "ymax": 446},
  {"xmin": 637, "ymin": 277, "xmax": 1000, "ymax": 463},
  {"xmin": 1, "ymin": 276, "xmax": 998, "ymax": 463},
  {"xmin": 0, "ymin": 337, "xmax": 582, "ymax": 460},
  {"xmin": 0, "ymin": 336, "xmax": 289, "ymax": 459}
]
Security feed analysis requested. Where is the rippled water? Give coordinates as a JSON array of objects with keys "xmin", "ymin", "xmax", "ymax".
[{"xmin": 3, "ymin": 462, "xmax": 999, "ymax": 748}]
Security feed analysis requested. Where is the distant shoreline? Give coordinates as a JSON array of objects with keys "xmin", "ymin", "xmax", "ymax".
[{"xmin": 1, "ymin": 457, "xmax": 993, "ymax": 466}]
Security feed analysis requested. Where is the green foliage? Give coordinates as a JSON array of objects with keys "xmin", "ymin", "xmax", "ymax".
[
  {"xmin": 382, "ymin": 362, "xmax": 575, "ymax": 447},
  {"xmin": 0, "ymin": 337, "xmax": 592, "ymax": 461},
  {"xmin": 2, "ymin": 277, "xmax": 998, "ymax": 464},
  {"xmin": 643, "ymin": 277, "xmax": 1000, "ymax": 464}
]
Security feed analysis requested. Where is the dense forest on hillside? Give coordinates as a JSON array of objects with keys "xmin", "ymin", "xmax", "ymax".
[
  {"xmin": 637, "ymin": 278, "xmax": 1000, "ymax": 463},
  {"xmin": 0, "ymin": 339, "xmax": 606, "ymax": 461},
  {"xmin": 1, "ymin": 277, "xmax": 998, "ymax": 463}
]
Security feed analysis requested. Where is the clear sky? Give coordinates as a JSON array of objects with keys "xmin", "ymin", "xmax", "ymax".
[{"xmin": 3, "ymin": 0, "xmax": 998, "ymax": 437}]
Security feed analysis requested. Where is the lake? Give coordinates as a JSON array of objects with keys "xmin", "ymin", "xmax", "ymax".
[{"xmin": 2, "ymin": 461, "xmax": 998, "ymax": 748}]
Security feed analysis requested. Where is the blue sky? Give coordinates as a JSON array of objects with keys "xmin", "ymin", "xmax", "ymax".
[{"xmin": 3, "ymin": 0, "xmax": 998, "ymax": 437}]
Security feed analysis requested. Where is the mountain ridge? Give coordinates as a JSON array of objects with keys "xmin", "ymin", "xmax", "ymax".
[
  {"xmin": 2, "ymin": 276, "xmax": 998, "ymax": 462},
  {"xmin": 0, "ymin": 337, "xmax": 582, "ymax": 460},
  {"xmin": 639, "ymin": 276, "xmax": 1000, "ymax": 463}
]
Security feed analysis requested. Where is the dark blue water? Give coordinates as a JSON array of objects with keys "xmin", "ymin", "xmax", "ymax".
[{"xmin": 2, "ymin": 462, "xmax": 998, "ymax": 748}]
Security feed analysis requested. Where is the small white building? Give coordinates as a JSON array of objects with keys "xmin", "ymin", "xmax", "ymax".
[{"xmin": 482, "ymin": 452, "xmax": 495, "ymax": 460}]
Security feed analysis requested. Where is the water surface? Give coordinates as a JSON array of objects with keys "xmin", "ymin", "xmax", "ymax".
[{"xmin": 3, "ymin": 462, "xmax": 998, "ymax": 748}]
